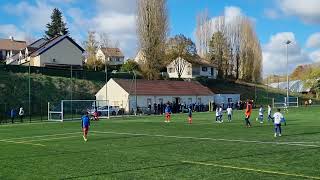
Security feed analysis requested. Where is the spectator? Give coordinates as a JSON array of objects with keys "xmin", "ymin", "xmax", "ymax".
[
  {"xmin": 19, "ymin": 106, "xmax": 24, "ymax": 123},
  {"xmin": 154, "ymin": 103, "xmax": 157, "ymax": 114},
  {"xmin": 10, "ymin": 108, "xmax": 15, "ymax": 124},
  {"xmin": 309, "ymin": 99, "xmax": 312, "ymax": 106}
]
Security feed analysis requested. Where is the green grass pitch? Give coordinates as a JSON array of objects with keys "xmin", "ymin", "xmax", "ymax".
[{"xmin": 0, "ymin": 107, "xmax": 319, "ymax": 180}]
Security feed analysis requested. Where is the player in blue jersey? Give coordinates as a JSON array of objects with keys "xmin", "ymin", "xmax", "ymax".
[
  {"xmin": 187, "ymin": 105, "xmax": 192, "ymax": 124},
  {"xmin": 81, "ymin": 112, "xmax": 90, "ymax": 142}
]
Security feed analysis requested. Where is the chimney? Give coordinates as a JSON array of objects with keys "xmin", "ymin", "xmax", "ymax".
[{"xmin": 9, "ymin": 36, "xmax": 14, "ymax": 41}]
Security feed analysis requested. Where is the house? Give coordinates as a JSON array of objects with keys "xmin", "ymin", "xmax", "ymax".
[
  {"xmin": 0, "ymin": 36, "xmax": 27, "ymax": 62},
  {"xmin": 96, "ymin": 47, "xmax": 125, "ymax": 66},
  {"xmin": 167, "ymin": 57, "xmax": 218, "ymax": 79},
  {"xmin": 134, "ymin": 50, "xmax": 146, "ymax": 64},
  {"xmin": 95, "ymin": 78, "xmax": 214, "ymax": 113},
  {"xmin": 6, "ymin": 35, "xmax": 84, "ymax": 68}
]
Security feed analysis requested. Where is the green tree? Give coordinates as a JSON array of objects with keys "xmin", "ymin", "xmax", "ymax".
[
  {"xmin": 209, "ymin": 31, "xmax": 230, "ymax": 79},
  {"xmin": 83, "ymin": 31, "xmax": 102, "ymax": 71},
  {"xmin": 121, "ymin": 60, "xmax": 140, "ymax": 72},
  {"xmin": 166, "ymin": 34, "xmax": 197, "ymax": 79},
  {"xmin": 45, "ymin": 8, "xmax": 69, "ymax": 39}
]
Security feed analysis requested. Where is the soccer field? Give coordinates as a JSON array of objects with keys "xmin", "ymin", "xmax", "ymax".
[{"xmin": 0, "ymin": 107, "xmax": 319, "ymax": 180}]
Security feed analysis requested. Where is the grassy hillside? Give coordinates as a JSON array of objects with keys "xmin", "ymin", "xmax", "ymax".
[
  {"xmin": 198, "ymin": 78, "xmax": 314, "ymax": 105},
  {"xmin": 0, "ymin": 71, "xmax": 103, "ymax": 118}
]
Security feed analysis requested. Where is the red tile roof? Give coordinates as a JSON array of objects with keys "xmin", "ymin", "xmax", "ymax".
[
  {"xmin": 0, "ymin": 39, "xmax": 27, "ymax": 51},
  {"xmin": 113, "ymin": 78, "xmax": 214, "ymax": 96},
  {"xmin": 100, "ymin": 47, "xmax": 124, "ymax": 57}
]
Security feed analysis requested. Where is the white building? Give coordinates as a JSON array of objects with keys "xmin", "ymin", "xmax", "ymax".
[
  {"xmin": 96, "ymin": 47, "xmax": 125, "ymax": 66},
  {"xmin": 6, "ymin": 35, "xmax": 84, "ymax": 68},
  {"xmin": 134, "ymin": 50, "xmax": 146, "ymax": 64},
  {"xmin": 0, "ymin": 36, "xmax": 26, "ymax": 62},
  {"xmin": 166, "ymin": 57, "xmax": 218, "ymax": 79},
  {"xmin": 214, "ymin": 94, "xmax": 240, "ymax": 108},
  {"xmin": 95, "ymin": 78, "xmax": 214, "ymax": 113}
]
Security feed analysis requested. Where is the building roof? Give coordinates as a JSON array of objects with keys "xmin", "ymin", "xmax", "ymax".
[
  {"xmin": 28, "ymin": 38, "xmax": 48, "ymax": 49},
  {"xmin": 187, "ymin": 57, "xmax": 217, "ymax": 68},
  {"xmin": 113, "ymin": 78, "xmax": 214, "ymax": 96},
  {"xmin": 30, "ymin": 35, "xmax": 84, "ymax": 57},
  {"xmin": 166, "ymin": 56, "xmax": 217, "ymax": 68},
  {"xmin": 100, "ymin": 47, "xmax": 124, "ymax": 57},
  {"xmin": 0, "ymin": 38, "xmax": 27, "ymax": 51}
]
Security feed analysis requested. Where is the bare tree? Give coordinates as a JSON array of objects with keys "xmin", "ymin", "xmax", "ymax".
[
  {"xmin": 137, "ymin": 0, "xmax": 169, "ymax": 80},
  {"xmin": 98, "ymin": 32, "xmax": 110, "ymax": 48},
  {"xmin": 195, "ymin": 9, "xmax": 212, "ymax": 58},
  {"xmin": 166, "ymin": 34, "xmax": 197, "ymax": 78}
]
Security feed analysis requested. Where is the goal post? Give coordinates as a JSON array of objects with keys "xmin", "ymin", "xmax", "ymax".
[
  {"xmin": 48, "ymin": 100, "xmax": 109, "ymax": 122},
  {"xmin": 272, "ymin": 97, "xmax": 299, "ymax": 108}
]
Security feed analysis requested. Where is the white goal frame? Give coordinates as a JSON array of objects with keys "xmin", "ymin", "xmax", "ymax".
[
  {"xmin": 272, "ymin": 97, "xmax": 299, "ymax": 108},
  {"xmin": 48, "ymin": 100, "xmax": 109, "ymax": 122}
]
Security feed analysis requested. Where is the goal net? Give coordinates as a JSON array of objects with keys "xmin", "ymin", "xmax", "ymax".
[
  {"xmin": 48, "ymin": 100, "xmax": 109, "ymax": 122},
  {"xmin": 272, "ymin": 97, "xmax": 299, "ymax": 108}
]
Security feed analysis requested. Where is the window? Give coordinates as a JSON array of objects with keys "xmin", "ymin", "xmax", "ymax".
[
  {"xmin": 198, "ymin": 98, "xmax": 202, "ymax": 104},
  {"xmin": 188, "ymin": 98, "xmax": 192, "ymax": 104},
  {"xmin": 168, "ymin": 68, "xmax": 175, "ymax": 73},
  {"xmin": 159, "ymin": 98, "xmax": 163, "ymax": 104},
  {"xmin": 202, "ymin": 67, "xmax": 207, "ymax": 72}
]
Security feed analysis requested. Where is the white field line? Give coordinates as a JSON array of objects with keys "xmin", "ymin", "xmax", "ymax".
[
  {"xmin": 19, "ymin": 135, "xmax": 81, "ymax": 143},
  {"xmin": 182, "ymin": 160, "xmax": 320, "ymax": 180},
  {"xmin": 0, "ymin": 139, "xmax": 45, "ymax": 147},
  {"xmin": 2, "ymin": 132, "xmax": 82, "ymax": 141},
  {"xmin": 91, "ymin": 131, "xmax": 320, "ymax": 148}
]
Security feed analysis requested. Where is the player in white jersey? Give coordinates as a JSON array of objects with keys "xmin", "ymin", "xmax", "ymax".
[
  {"xmin": 258, "ymin": 105, "xmax": 264, "ymax": 124},
  {"xmin": 226, "ymin": 106, "xmax": 232, "ymax": 122},
  {"xmin": 273, "ymin": 108, "xmax": 284, "ymax": 137}
]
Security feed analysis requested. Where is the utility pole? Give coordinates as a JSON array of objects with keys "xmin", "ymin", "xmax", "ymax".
[
  {"xmin": 105, "ymin": 60, "xmax": 109, "ymax": 118},
  {"xmin": 28, "ymin": 60, "xmax": 31, "ymax": 123},
  {"xmin": 70, "ymin": 65, "xmax": 73, "ymax": 120},
  {"xmin": 285, "ymin": 40, "xmax": 291, "ymax": 106}
]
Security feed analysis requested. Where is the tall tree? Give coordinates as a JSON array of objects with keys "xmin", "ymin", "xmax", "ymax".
[
  {"xmin": 84, "ymin": 31, "xmax": 102, "ymax": 71},
  {"xmin": 137, "ymin": 0, "xmax": 169, "ymax": 80},
  {"xmin": 239, "ymin": 18, "xmax": 262, "ymax": 82},
  {"xmin": 98, "ymin": 32, "xmax": 110, "ymax": 48},
  {"xmin": 166, "ymin": 34, "xmax": 197, "ymax": 78},
  {"xmin": 209, "ymin": 30, "xmax": 230, "ymax": 79},
  {"xmin": 45, "ymin": 8, "xmax": 69, "ymax": 39},
  {"xmin": 195, "ymin": 9, "xmax": 212, "ymax": 58}
]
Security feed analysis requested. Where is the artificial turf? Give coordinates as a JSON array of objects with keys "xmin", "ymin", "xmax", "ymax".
[{"xmin": 0, "ymin": 107, "xmax": 319, "ymax": 180}]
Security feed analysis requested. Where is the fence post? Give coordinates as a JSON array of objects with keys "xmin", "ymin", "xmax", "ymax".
[
  {"xmin": 272, "ymin": 98, "xmax": 275, "ymax": 108},
  {"xmin": 48, "ymin": 102, "xmax": 50, "ymax": 121}
]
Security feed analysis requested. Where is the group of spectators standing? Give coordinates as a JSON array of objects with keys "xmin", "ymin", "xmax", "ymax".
[
  {"xmin": 0, "ymin": 106, "xmax": 24, "ymax": 124},
  {"xmin": 142, "ymin": 102, "xmax": 208, "ymax": 115}
]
